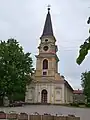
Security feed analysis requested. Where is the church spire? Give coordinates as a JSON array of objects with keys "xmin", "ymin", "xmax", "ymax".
[{"xmin": 41, "ymin": 6, "xmax": 54, "ymax": 38}]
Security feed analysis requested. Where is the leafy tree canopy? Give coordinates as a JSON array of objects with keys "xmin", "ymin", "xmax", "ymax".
[
  {"xmin": 76, "ymin": 17, "xmax": 90, "ymax": 65},
  {"xmin": 0, "ymin": 38, "xmax": 34, "ymax": 101},
  {"xmin": 81, "ymin": 71, "xmax": 90, "ymax": 102}
]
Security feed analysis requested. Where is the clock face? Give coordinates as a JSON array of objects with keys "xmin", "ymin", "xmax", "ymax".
[{"xmin": 43, "ymin": 46, "xmax": 48, "ymax": 51}]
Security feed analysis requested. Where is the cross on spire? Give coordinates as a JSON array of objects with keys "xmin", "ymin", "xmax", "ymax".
[
  {"xmin": 40, "ymin": 5, "xmax": 54, "ymax": 38},
  {"xmin": 47, "ymin": 5, "xmax": 51, "ymax": 11}
]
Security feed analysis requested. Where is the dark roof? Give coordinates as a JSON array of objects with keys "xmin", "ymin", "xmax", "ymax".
[
  {"xmin": 73, "ymin": 90, "xmax": 83, "ymax": 94},
  {"xmin": 41, "ymin": 8, "xmax": 54, "ymax": 38}
]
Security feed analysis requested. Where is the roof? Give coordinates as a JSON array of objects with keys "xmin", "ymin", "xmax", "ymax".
[
  {"xmin": 64, "ymin": 80, "xmax": 73, "ymax": 91},
  {"xmin": 73, "ymin": 90, "xmax": 83, "ymax": 94},
  {"xmin": 32, "ymin": 78, "xmax": 73, "ymax": 91},
  {"xmin": 41, "ymin": 8, "xmax": 54, "ymax": 38}
]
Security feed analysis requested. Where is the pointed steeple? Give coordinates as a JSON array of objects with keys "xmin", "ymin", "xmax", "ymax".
[{"xmin": 41, "ymin": 7, "xmax": 54, "ymax": 38}]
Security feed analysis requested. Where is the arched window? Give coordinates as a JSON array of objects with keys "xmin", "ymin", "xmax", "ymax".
[{"xmin": 43, "ymin": 59, "xmax": 48, "ymax": 69}]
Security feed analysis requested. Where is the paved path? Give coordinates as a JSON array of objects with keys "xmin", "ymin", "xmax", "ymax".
[{"xmin": 0, "ymin": 105, "xmax": 90, "ymax": 120}]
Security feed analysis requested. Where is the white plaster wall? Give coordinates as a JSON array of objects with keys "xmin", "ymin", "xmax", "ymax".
[
  {"xmin": 25, "ymin": 82, "xmax": 66, "ymax": 104},
  {"xmin": 36, "ymin": 58, "xmax": 41, "ymax": 70},
  {"xmin": 36, "ymin": 83, "xmax": 51, "ymax": 103},
  {"xmin": 64, "ymin": 85, "xmax": 73, "ymax": 104},
  {"xmin": 25, "ymin": 85, "xmax": 28, "ymax": 102},
  {"xmin": 34, "ymin": 84, "xmax": 38, "ymax": 103},
  {"xmin": 54, "ymin": 84, "xmax": 64, "ymax": 104},
  {"xmin": 51, "ymin": 84, "xmax": 54, "ymax": 103},
  {"xmin": 61, "ymin": 84, "xmax": 65, "ymax": 103},
  {"xmin": 25, "ymin": 84, "xmax": 35, "ymax": 103},
  {"xmin": 33, "ymin": 82, "xmax": 57, "ymax": 104}
]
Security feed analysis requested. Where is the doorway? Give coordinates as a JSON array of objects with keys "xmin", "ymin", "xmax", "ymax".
[{"xmin": 41, "ymin": 89, "xmax": 48, "ymax": 103}]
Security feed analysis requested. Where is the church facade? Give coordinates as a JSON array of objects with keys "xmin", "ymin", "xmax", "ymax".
[{"xmin": 25, "ymin": 8, "xmax": 73, "ymax": 104}]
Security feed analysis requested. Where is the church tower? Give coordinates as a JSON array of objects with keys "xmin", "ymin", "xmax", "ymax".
[
  {"xmin": 25, "ymin": 7, "xmax": 73, "ymax": 104},
  {"xmin": 35, "ymin": 7, "xmax": 59, "ymax": 80}
]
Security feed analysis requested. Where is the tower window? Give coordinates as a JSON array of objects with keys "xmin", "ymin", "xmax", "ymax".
[
  {"xmin": 43, "ymin": 59, "xmax": 48, "ymax": 69},
  {"xmin": 45, "ymin": 39, "xmax": 48, "ymax": 42},
  {"xmin": 43, "ymin": 71, "xmax": 47, "ymax": 75}
]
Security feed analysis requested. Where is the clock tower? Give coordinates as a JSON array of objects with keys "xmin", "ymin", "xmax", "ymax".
[
  {"xmin": 35, "ymin": 7, "xmax": 59, "ymax": 80},
  {"xmin": 25, "ymin": 7, "xmax": 73, "ymax": 104}
]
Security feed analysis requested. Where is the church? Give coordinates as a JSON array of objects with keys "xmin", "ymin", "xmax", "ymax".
[{"xmin": 25, "ymin": 7, "xmax": 73, "ymax": 104}]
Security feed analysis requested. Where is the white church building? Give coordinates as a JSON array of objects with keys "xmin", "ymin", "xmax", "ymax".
[{"xmin": 25, "ymin": 7, "xmax": 73, "ymax": 104}]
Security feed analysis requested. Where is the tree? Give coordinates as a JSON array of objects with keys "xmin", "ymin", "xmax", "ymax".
[
  {"xmin": 81, "ymin": 71, "xmax": 90, "ymax": 103},
  {"xmin": 0, "ymin": 38, "xmax": 34, "ymax": 102},
  {"xmin": 76, "ymin": 17, "xmax": 90, "ymax": 65}
]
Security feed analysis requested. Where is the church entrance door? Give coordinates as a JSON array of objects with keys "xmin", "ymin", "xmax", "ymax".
[{"xmin": 41, "ymin": 89, "xmax": 47, "ymax": 103}]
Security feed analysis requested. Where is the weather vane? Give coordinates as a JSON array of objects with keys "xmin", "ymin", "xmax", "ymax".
[{"xmin": 47, "ymin": 4, "xmax": 51, "ymax": 11}]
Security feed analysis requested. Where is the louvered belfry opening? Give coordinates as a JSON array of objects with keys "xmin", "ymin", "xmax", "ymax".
[{"xmin": 43, "ymin": 59, "xmax": 48, "ymax": 69}]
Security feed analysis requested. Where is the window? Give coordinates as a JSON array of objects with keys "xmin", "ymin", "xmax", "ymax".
[
  {"xmin": 43, "ymin": 71, "xmax": 47, "ymax": 75},
  {"xmin": 45, "ymin": 39, "xmax": 48, "ymax": 42},
  {"xmin": 43, "ymin": 59, "xmax": 48, "ymax": 69}
]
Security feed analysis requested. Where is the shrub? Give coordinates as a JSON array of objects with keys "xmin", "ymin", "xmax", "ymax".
[
  {"xmin": 85, "ymin": 103, "xmax": 90, "ymax": 107},
  {"xmin": 78, "ymin": 102, "xmax": 85, "ymax": 105},
  {"xmin": 70, "ymin": 103, "xmax": 79, "ymax": 107}
]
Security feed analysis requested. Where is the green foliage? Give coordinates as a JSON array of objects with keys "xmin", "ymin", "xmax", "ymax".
[
  {"xmin": 85, "ymin": 103, "xmax": 90, "ymax": 107},
  {"xmin": 70, "ymin": 103, "xmax": 79, "ymax": 107},
  {"xmin": 9, "ymin": 92, "xmax": 25, "ymax": 101},
  {"xmin": 87, "ymin": 17, "xmax": 90, "ymax": 24},
  {"xmin": 81, "ymin": 71, "xmax": 90, "ymax": 103},
  {"xmin": 76, "ymin": 37, "xmax": 90, "ymax": 65},
  {"xmin": 0, "ymin": 38, "xmax": 34, "ymax": 101},
  {"xmin": 76, "ymin": 17, "xmax": 90, "ymax": 65}
]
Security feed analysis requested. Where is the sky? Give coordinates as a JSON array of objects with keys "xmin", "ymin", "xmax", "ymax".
[{"xmin": 0, "ymin": 0, "xmax": 90, "ymax": 89}]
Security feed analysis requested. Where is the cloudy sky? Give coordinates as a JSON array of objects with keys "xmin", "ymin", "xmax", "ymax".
[{"xmin": 0, "ymin": 0, "xmax": 90, "ymax": 89}]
